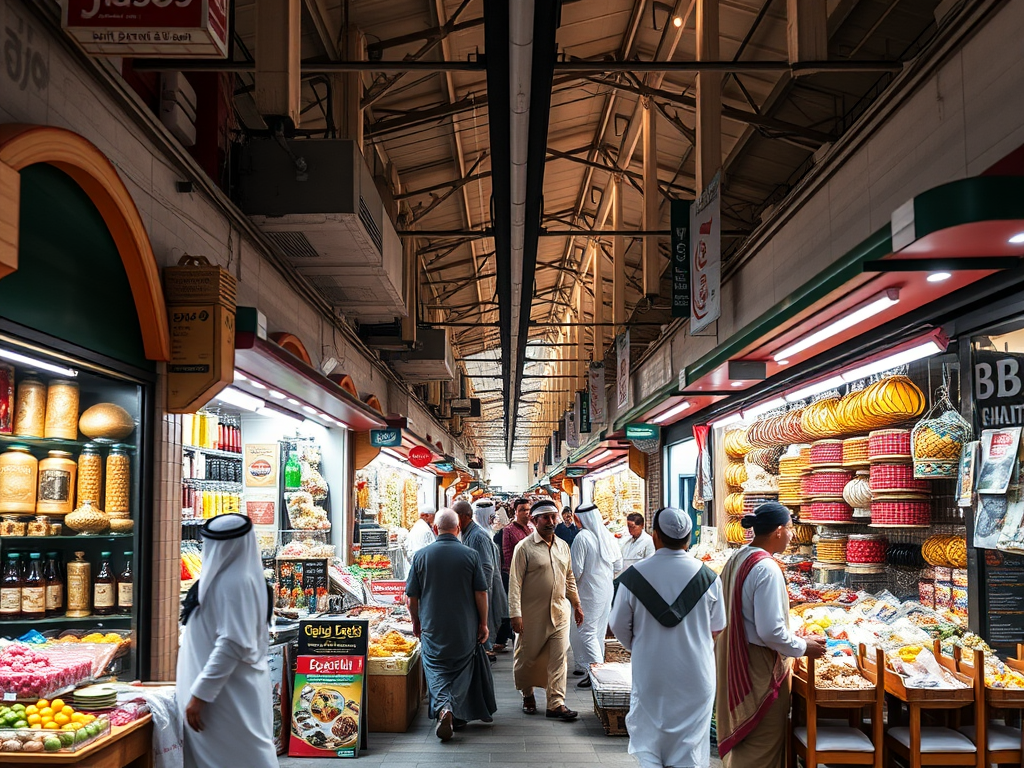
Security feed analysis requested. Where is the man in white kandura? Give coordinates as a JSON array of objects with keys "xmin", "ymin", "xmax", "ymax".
[
  {"xmin": 177, "ymin": 514, "xmax": 277, "ymax": 768},
  {"xmin": 618, "ymin": 513, "xmax": 655, "ymax": 575},
  {"xmin": 609, "ymin": 507, "xmax": 725, "ymax": 768},
  {"xmin": 569, "ymin": 503, "xmax": 621, "ymax": 688},
  {"xmin": 406, "ymin": 504, "xmax": 437, "ymax": 561}
]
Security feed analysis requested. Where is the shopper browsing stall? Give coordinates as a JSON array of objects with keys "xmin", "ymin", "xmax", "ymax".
[
  {"xmin": 715, "ymin": 502, "xmax": 827, "ymax": 768},
  {"xmin": 569, "ymin": 503, "xmax": 621, "ymax": 688},
  {"xmin": 406, "ymin": 509, "xmax": 496, "ymax": 741},
  {"xmin": 555, "ymin": 507, "xmax": 579, "ymax": 545},
  {"xmin": 610, "ymin": 507, "xmax": 724, "ymax": 768},
  {"xmin": 618, "ymin": 513, "xmax": 655, "ymax": 574},
  {"xmin": 177, "ymin": 514, "xmax": 277, "ymax": 768},
  {"xmin": 406, "ymin": 505, "xmax": 437, "ymax": 560}
]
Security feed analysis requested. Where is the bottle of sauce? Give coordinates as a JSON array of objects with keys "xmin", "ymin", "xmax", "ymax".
[
  {"xmin": 66, "ymin": 551, "xmax": 91, "ymax": 618},
  {"xmin": 1, "ymin": 553, "xmax": 21, "ymax": 618},
  {"xmin": 21, "ymin": 553, "xmax": 45, "ymax": 619},
  {"xmin": 93, "ymin": 552, "xmax": 115, "ymax": 616},
  {"xmin": 284, "ymin": 451, "xmax": 301, "ymax": 490},
  {"xmin": 44, "ymin": 552, "xmax": 62, "ymax": 617},
  {"xmin": 117, "ymin": 552, "xmax": 133, "ymax": 613}
]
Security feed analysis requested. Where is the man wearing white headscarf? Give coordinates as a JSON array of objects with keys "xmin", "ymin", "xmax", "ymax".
[
  {"xmin": 406, "ymin": 504, "xmax": 437, "ymax": 562},
  {"xmin": 609, "ymin": 507, "xmax": 725, "ymax": 768},
  {"xmin": 568, "ymin": 503, "xmax": 622, "ymax": 688},
  {"xmin": 177, "ymin": 514, "xmax": 277, "ymax": 768}
]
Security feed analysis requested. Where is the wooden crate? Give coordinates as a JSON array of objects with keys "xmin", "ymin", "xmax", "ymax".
[
  {"xmin": 592, "ymin": 699, "xmax": 628, "ymax": 737},
  {"xmin": 367, "ymin": 653, "xmax": 423, "ymax": 733}
]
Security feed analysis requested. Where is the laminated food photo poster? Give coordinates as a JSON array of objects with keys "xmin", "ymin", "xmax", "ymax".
[
  {"xmin": 289, "ymin": 618, "xmax": 369, "ymax": 758},
  {"xmin": 956, "ymin": 441, "xmax": 979, "ymax": 508},
  {"xmin": 974, "ymin": 428, "xmax": 1022, "ymax": 549}
]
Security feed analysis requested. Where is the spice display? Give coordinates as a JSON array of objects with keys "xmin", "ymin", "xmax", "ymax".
[
  {"xmin": 76, "ymin": 444, "xmax": 102, "ymax": 510},
  {"xmin": 103, "ymin": 446, "xmax": 130, "ymax": 517},
  {"xmin": 78, "ymin": 403, "xmax": 135, "ymax": 441},
  {"xmin": 13, "ymin": 377, "xmax": 45, "ymax": 438},
  {"xmin": 27, "ymin": 516, "xmax": 49, "ymax": 537},
  {"xmin": 0, "ymin": 447, "xmax": 38, "ymax": 513},
  {"xmin": 0, "ymin": 364, "xmax": 12, "ymax": 435},
  {"xmin": 43, "ymin": 380, "xmax": 79, "ymax": 441},
  {"xmin": 65, "ymin": 551, "xmax": 91, "ymax": 617},
  {"xmin": 37, "ymin": 450, "xmax": 76, "ymax": 515},
  {"xmin": 65, "ymin": 499, "xmax": 109, "ymax": 535}
]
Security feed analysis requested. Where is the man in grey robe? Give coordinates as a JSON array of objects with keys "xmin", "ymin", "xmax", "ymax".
[
  {"xmin": 406, "ymin": 508, "xmax": 496, "ymax": 741},
  {"xmin": 455, "ymin": 500, "xmax": 508, "ymax": 654}
]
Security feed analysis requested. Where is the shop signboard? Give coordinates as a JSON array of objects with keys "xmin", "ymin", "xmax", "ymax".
[
  {"xmin": 366, "ymin": 580, "xmax": 407, "ymax": 605},
  {"xmin": 290, "ymin": 618, "xmax": 369, "ymax": 758},
  {"xmin": 576, "ymin": 390, "xmax": 591, "ymax": 434},
  {"xmin": 408, "ymin": 445, "xmax": 432, "ymax": 468},
  {"xmin": 974, "ymin": 350, "xmax": 1024, "ymax": 428},
  {"xmin": 62, "ymin": 0, "xmax": 230, "ymax": 58},
  {"xmin": 565, "ymin": 407, "xmax": 579, "ymax": 449},
  {"xmin": 690, "ymin": 170, "xmax": 721, "ymax": 333},
  {"xmin": 589, "ymin": 363, "xmax": 606, "ymax": 424},
  {"xmin": 625, "ymin": 423, "xmax": 660, "ymax": 441},
  {"xmin": 616, "ymin": 330, "xmax": 630, "ymax": 411},
  {"xmin": 566, "ymin": 466, "xmax": 587, "ymax": 478},
  {"xmin": 670, "ymin": 199, "xmax": 691, "ymax": 318},
  {"xmin": 357, "ymin": 527, "xmax": 389, "ymax": 553},
  {"xmin": 369, "ymin": 429, "xmax": 402, "ymax": 448}
]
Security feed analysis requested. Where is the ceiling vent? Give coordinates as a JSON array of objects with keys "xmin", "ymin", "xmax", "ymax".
[{"xmin": 237, "ymin": 138, "xmax": 403, "ymax": 324}]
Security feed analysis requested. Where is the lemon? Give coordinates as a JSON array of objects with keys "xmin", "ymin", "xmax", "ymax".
[
  {"xmin": 35, "ymin": 700, "xmax": 49, "ymax": 710},
  {"xmin": 43, "ymin": 722, "xmax": 59, "ymax": 730},
  {"xmin": 50, "ymin": 699, "xmax": 64, "ymax": 711},
  {"xmin": 54, "ymin": 714, "xmax": 70, "ymax": 726},
  {"xmin": 27, "ymin": 713, "xmax": 41, "ymax": 725},
  {"xmin": 39, "ymin": 707, "xmax": 53, "ymax": 718},
  {"xmin": 61, "ymin": 706, "xmax": 74, "ymax": 717},
  {"xmin": 24, "ymin": 705, "xmax": 38, "ymax": 716}
]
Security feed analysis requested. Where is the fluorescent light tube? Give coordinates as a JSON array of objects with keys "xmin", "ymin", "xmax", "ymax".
[
  {"xmin": 710, "ymin": 414, "xmax": 742, "ymax": 429},
  {"xmin": 653, "ymin": 401, "xmax": 691, "ymax": 424},
  {"xmin": 0, "ymin": 349, "xmax": 77, "ymax": 378},
  {"xmin": 743, "ymin": 398, "xmax": 787, "ymax": 420},
  {"xmin": 587, "ymin": 450, "xmax": 613, "ymax": 464},
  {"xmin": 268, "ymin": 390, "xmax": 287, "ymax": 400},
  {"xmin": 840, "ymin": 340, "xmax": 944, "ymax": 383},
  {"xmin": 215, "ymin": 386, "xmax": 266, "ymax": 412},
  {"xmin": 773, "ymin": 289, "xmax": 900, "ymax": 362},
  {"xmin": 785, "ymin": 376, "xmax": 845, "ymax": 403}
]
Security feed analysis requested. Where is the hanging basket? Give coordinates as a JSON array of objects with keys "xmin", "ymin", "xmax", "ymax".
[{"xmin": 911, "ymin": 385, "xmax": 972, "ymax": 479}]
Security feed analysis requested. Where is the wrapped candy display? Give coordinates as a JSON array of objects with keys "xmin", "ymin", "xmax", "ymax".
[{"xmin": 286, "ymin": 492, "xmax": 330, "ymax": 530}]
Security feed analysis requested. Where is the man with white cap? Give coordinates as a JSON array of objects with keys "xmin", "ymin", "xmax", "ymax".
[
  {"xmin": 406, "ymin": 504, "xmax": 437, "ymax": 562},
  {"xmin": 609, "ymin": 507, "xmax": 725, "ymax": 768},
  {"xmin": 177, "ymin": 514, "xmax": 277, "ymax": 768},
  {"xmin": 508, "ymin": 499, "xmax": 585, "ymax": 721},
  {"xmin": 568, "ymin": 502, "xmax": 621, "ymax": 688}
]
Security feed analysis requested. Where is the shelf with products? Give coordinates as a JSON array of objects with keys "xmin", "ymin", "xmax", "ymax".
[
  {"xmin": 0, "ymin": 614, "xmax": 132, "ymax": 627},
  {"xmin": 0, "ymin": 433, "xmax": 136, "ymax": 454},
  {"xmin": 182, "ymin": 478, "xmax": 243, "ymax": 488},
  {"xmin": 182, "ymin": 445, "xmax": 243, "ymax": 460}
]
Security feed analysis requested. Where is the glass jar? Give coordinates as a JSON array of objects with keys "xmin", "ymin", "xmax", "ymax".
[
  {"xmin": 44, "ymin": 379, "xmax": 80, "ymax": 440},
  {"xmin": 77, "ymin": 444, "xmax": 103, "ymax": 511},
  {"xmin": 27, "ymin": 515, "xmax": 49, "ymax": 537},
  {"xmin": 105, "ymin": 446, "xmax": 131, "ymax": 518},
  {"xmin": 0, "ymin": 515, "xmax": 26, "ymax": 537},
  {"xmin": 37, "ymin": 450, "xmax": 76, "ymax": 515},
  {"xmin": 66, "ymin": 551, "xmax": 91, "ymax": 617},
  {"xmin": 0, "ymin": 446, "xmax": 38, "ymax": 513},
  {"xmin": 13, "ymin": 377, "xmax": 46, "ymax": 438}
]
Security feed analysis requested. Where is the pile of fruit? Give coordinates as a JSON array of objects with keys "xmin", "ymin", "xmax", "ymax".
[
  {"xmin": 52, "ymin": 633, "xmax": 125, "ymax": 646},
  {"xmin": 0, "ymin": 699, "xmax": 110, "ymax": 752},
  {"xmin": 0, "ymin": 645, "xmax": 92, "ymax": 700},
  {"xmin": 180, "ymin": 549, "xmax": 202, "ymax": 580}
]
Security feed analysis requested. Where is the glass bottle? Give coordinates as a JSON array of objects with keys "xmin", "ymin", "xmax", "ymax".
[
  {"xmin": 66, "ymin": 551, "xmax": 91, "ymax": 617},
  {"xmin": 284, "ymin": 451, "xmax": 301, "ymax": 490},
  {"xmin": 21, "ymin": 553, "xmax": 45, "ymax": 618},
  {"xmin": 43, "ymin": 552, "xmax": 62, "ymax": 617},
  {"xmin": 93, "ymin": 552, "xmax": 115, "ymax": 616},
  {"xmin": 0, "ymin": 553, "xmax": 21, "ymax": 618},
  {"xmin": 117, "ymin": 552, "xmax": 133, "ymax": 613}
]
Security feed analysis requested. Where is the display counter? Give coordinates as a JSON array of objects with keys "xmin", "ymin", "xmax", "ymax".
[
  {"xmin": 0, "ymin": 715, "xmax": 152, "ymax": 767},
  {"xmin": 366, "ymin": 651, "xmax": 422, "ymax": 733}
]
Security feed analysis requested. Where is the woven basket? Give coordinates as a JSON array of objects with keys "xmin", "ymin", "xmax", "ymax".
[
  {"xmin": 809, "ymin": 440, "xmax": 844, "ymax": 467},
  {"xmin": 911, "ymin": 385, "xmax": 972, "ymax": 478},
  {"xmin": 868, "ymin": 429, "xmax": 911, "ymax": 460},
  {"xmin": 869, "ymin": 463, "xmax": 931, "ymax": 494}
]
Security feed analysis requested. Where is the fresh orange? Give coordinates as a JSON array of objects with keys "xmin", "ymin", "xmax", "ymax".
[
  {"xmin": 43, "ymin": 722, "xmax": 59, "ymax": 730},
  {"xmin": 54, "ymin": 714, "xmax": 70, "ymax": 726},
  {"xmin": 35, "ymin": 700, "xmax": 48, "ymax": 710},
  {"xmin": 50, "ymin": 699, "xmax": 64, "ymax": 711},
  {"xmin": 61, "ymin": 706, "xmax": 74, "ymax": 717},
  {"xmin": 39, "ymin": 707, "xmax": 53, "ymax": 718},
  {"xmin": 26, "ymin": 714, "xmax": 41, "ymax": 725}
]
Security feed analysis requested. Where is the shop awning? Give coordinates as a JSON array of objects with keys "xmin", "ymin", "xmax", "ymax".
[
  {"xmin": 565, "ymin": 430, "xmax": 631, "ymax": 473},
  {"xmin": 234, "ymin": 334, "xmax": 387, "ymax": 431},
  {"xmin": 681, "ymin": 176, "xmax": 1024, "ymax": 400}
]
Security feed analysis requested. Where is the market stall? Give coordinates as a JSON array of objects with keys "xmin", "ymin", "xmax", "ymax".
[{"xmin": 583, "ymin": 461, "xmax": 644, "ymax": 536}]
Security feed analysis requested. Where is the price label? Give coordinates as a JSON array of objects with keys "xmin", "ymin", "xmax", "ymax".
[{"xmin": 3, "ymin": 692, "xmax": 16, "ymax": 701}]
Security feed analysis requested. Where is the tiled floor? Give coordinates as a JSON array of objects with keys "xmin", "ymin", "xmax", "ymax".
[{"xmin": 280, "ymin": 649, "xmax": 723, "ymax": 768}]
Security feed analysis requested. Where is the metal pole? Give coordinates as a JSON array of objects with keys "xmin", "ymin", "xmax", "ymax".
[
  {"xmin": 642, "ymin": 97, "xmax": 659, "ymax": 298},
  {"xmin": 612, "ymin": 175, "xmax": 625, "ymax": 328}
]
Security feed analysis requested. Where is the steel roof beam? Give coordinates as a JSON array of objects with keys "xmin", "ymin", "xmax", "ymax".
[
  {"xmin": 366, "ymin": 95, "xmax": 488, "ymax": 139},
  {"xmin": 554, "ymin": 59, "xmax": 902, "ymax": 74}
]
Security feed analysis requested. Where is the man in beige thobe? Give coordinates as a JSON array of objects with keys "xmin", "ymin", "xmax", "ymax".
[{"xmin": 508, "ymin": 499, "xmax": 584, "ymax": 721}]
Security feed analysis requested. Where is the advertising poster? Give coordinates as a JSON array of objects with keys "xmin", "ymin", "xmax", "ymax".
[
  {"xmin": 616, "ymin": 330, "xmax": 630, "ymax": 411},
  {"xmin": 589, "ymin": 363, "xmax": 606, "ymax": 424},
  {"xmin": 956, "ymin": 441, "xmax": 979, "ymax": 508},
  {"xmin": 269, "ymin": 644, "xmax": 291, "ymax": 755},
  {"xmin": 670, "ymin": 199, "xmax": 691, "ymax": 318},
  {"xmin": 289, "ymin": 618, "xmax": 369, "ymax": 758},
  {"xmin": 689, "ymin": 170, "xmax": 721, "ymax": 333},
  {"xmin": 245, "ymin": 495, "xmax": 276, "ymax": 525},
  {"xmin": 977, "ymin": 428, "xmax": 1021, "ymax": 495},
  {"xmin": 245, "ymin": 443, "xmax": 279, "ymax": 487}
]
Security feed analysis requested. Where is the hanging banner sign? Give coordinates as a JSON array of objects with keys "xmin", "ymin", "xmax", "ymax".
[
  {"xmin": 63, "ymin": 0, "xmax": 230, "ymax": 58},
  {"xmin": 616, "ymin": 330, "xmax": 631, "ymax": 412},
  {"xmin": 576, "ymin": 390, "xmax": 591, "ymax": 434},
  {"xmin": 408, "ymin": 445, "xmax": 432, "ymax": 468},
  {"xmin": 369, "ymin": 429, "xmax": 402, "ymax": 448},
  {"xmin": 589, "ymin": 363, "xmax": 606, "ymax": 425},
  {"xmin": 625, "ymin": 423, "xmax": 660, "ymax": 441},
  {"xmin": 690, "ymin": 170, "xmax": 722, "ymax": 333},
  {"xmin": 566, "ymin": 408, "xmax": 579, "ymax": 450},
  {"xmin": 671, "ymin": 199, "xmax": 692, "ymax": 318}
]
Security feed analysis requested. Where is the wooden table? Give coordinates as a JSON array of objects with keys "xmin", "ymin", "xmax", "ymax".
[
  {"xmin": 0, "ymin": 716, "xmax": 153, "ymax": 768},
  {"xmin": 367, "ymin": 655, "xmax": 423, "ymax": 733}
]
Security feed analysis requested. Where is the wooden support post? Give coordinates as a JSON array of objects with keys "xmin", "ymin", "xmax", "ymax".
[
  {"xmin": 255, "ymin": 0, "xmax": 302, "ymax": 126},
  {"xmin": 576, "ymin": 286, "xmax": 586, "ymax": 391},
  {"xmin": 695, "ymin": 0, "xmax": 721, "ymax": 190},
  {"xmin": 591, "ymin": 242, "xmax": 605, "ymax": 360},
  {"xmin": 787, "ymin": 0, "xmax": 827, "ymax": 65},
  {"xmin": 333, "ymin": 27, "xmax": 365, "ymax": 143},
  {"xmin": 642, "ymin": 98, "xmax": 659, "ymax": 298},
  {"xmin": 401, "ymin": 229, "xmax": 417, "ymax": 344},
  {"xmin": 612, "ymin": 175, "xmax": 625, "ymax": 328}
]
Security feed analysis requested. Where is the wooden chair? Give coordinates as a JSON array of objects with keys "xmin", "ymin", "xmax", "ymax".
[
  {"xmin": 883, "ymin": 640, "xmax": 979, "ymax": 768},
  {"xmin": 790, "ymin": 645, "xmax": 884, "ymax": 768},
  {"xmin": 953, "ymin": 646, "xmax": 1024, "ymax": 766}
]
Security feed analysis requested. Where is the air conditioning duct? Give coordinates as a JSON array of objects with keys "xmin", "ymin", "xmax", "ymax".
[{"xmin": 390, "ymin": 328, "xmax": 456, "ymax": 383}]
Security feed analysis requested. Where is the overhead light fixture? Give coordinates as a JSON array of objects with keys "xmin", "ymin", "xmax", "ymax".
[
  {"xmin": 261, "ymin": 405, "xmax": 302, "ymax": 426},
  {"xmin": 743, "ymin": 398, "xmax": 787, "ymax": 420},
  {"xmin": 927, "ymin": 272, "xmax": 951, "ymax": 283},
  {"xmin": 0, "ymin": 349, "xmax": 77, "ymax": 378},
  {"xmin": 785, "ymin": 376, "xmax": 845, "ymax": 403},
  {"xmin": 773, "ymin": 288, "xmax": 900, "ymax": 362},
  {"xmin": 233, "ymin": 371, "xmax": 247, "ymax": 381},
  {"xmin": 248, "ymin": 379, "xmax": 267, "ymax": 390},
  {"xmin": 1009, "ymin": 232, "xmax": 1024, "ymax": 244},
  {"xmin": 302, "ymin": 405, "xmax": 318, "ymax": 415},
  {"xmin": 653, "ymin": 400, "xmax": 691, "ymax": 424},
  {"xmin": 710, "ymin": 413, "xmax": 742, "ymax": 429},
  {"xmin": 777, "ymin": 359, "xmax": 790, "ymax": 366},
  {"xmin": 672, "ymin": 14, "xmax": 682, "ymax": 26},
  {"xmin": 730, "ymin": 381, "xmax": 743, "ymax": 388},
  {"xmin": 268, "ymin": 390, "xmax": 287, "ymax": 400},
  {"xmin": 215, "ymin": 386, "xmax": 266, "ymax": 412},
  {"xmin": 287, "ymin": 398, "xmax": 300, "ymax": 406},
  {"xmin": 840, "ymin": 340, "xmax": 945, "ymax": 383},
  {"xmin": 587, "ymin": 449, "xmax": 613, "ymax": 464}
]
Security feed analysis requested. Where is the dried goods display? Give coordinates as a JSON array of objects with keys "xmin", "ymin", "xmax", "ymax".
[
  {"xmin": 355, "ymin": 465, "xmax": 422, "ymax": 531},
  {"xmin": 591, "ymin": 470, "xmax": 643, "ymax": 525},
  {"xmin": 286, "ymin": 492, "xmax": 330, "ymax": 531},
  {"xmin": 921, "ymin": 535, "xmax": 968, "ymax": 568}
]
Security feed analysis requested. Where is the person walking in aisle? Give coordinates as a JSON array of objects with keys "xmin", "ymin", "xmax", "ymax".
[
  {"xmin": 569, "ymin": 503, "xmax": 621, "ymax": 688},
  {"xmin": 177, "ymin": 514, "xmax": 277, "ymax": 768},
  {"xmin": 715, "ymin": 502, "xmax": 827, "ymax": 768},
  {"xmin": 454, "ymin": 500, "xmax": 508, "ymax": 656},
  {"xmin": 609, "ymin": 507, "xmax": 725, "ymax": 768},
  {"xmin": 508, "ymin": 499, "xmax": 585, "ymax": 721},
  {"xmin": 618, "ymin": 513, "xmax": 655, "ymax": 575},
  {"xmin": 406, "ymin": 508, "xmax": 495, "ymax": 741},
  {"xmin": 494, "ymin": 497, "xmax": 533, "ymax": 652},
  {"xmin": 555, "ymin": 506, "xmax": 579, "ymax": 546},
  {"xmin": 405, "ymin": 504, "xmax": 437, "ymax": 561}
]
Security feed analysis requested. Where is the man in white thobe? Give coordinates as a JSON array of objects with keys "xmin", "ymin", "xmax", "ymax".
[
  {"xmin": 177, "ymin": 514, "xmax": 277, "ymax": 768},
  {"xmin": 405, "ymin": 505, "xmax": 437, "ymax": 565},
  {"xmin": 609, "ymin": 507, "xmax": 726, "ymax": 768},
  {"xmin": 618, "ymin": 513, "xmax": 655, "ymax": 575},
  {"xmin": 569, "ymin": 503, "xmax": 621, "ymax": 688}
]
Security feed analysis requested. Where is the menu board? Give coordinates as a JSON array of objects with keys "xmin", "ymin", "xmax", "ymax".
[
  {"xmin": 289, "ymin": 618, "xmax": 369, "ymax": 758},
  {"xmin": 276, "ymin": 558, "xmax": 330, "ymax": 613},
  {"xmin": 984, "ymin": 550, "xmax": 1024, "ymax": 655}
]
